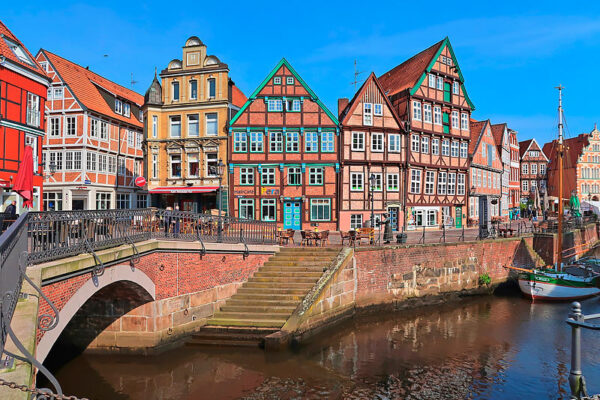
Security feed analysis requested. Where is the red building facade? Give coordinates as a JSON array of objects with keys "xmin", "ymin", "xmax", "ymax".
[
  {"xmin": 508, "ymin": 127, "xmax": 521, "ymax": 214},
  {"xmin": 0, "ymin": 21, "xmax": 50, "ymax": 212},
  {"xmin": 519, "ymin": 138, "xmax": 548, "ymax": 202},
  {"xmin": 228, "ymin": 59, "xmax": 339, "ymax": 230}
]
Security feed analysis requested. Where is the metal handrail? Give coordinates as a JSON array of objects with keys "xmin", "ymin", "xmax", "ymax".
[{"xmin": 566, "ymin": 302, "xmax": 600, "ymax": 399}]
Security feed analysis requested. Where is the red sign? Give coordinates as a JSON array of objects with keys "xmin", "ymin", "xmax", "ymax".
[{"xmin": 135, "ymin": 176, "xmax": 147, "ymax": 187}]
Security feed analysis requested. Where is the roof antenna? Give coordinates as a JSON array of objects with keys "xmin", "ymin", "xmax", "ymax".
[
  {"xmin": 350, "ymin": 59, "xmax": 365, "ymax": 89},
  {"xmin": 130, "ymin": 72, "xmax": 138, "ymax": 88}
]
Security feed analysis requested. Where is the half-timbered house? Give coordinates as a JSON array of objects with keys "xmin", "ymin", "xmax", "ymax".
[
  {"xmin": 228, "ymin": 59, "xmax": 339, "ymax": 230},
  {"xmin": 519, "ymin": 138, "xmax": 548, "ymax": 202},
  {"xmin": 36, "ymin": 50, "xmax": 146, "ymax": 210},
  {"xmin": 491, "ymin": 123, "xmax": 511, "ymax": 220},
  {"xmin": 0, "ymin": 21, "xmax": 50, "ymax": 212},
  {"xmin": 379, "ymin": 38, "xmax": 473, "ymax": 229},
  {"xmin": 508, "ymin": 127, "xmax": 521, "ymax": 217},
  {"xmin": 338, "ymin": 73, "xmax": 406, "ymax": 231}
]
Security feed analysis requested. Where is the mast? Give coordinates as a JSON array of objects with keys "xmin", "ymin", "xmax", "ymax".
[{"xmin": 556, "ymin": 85, "xmax": 564, "ymax": 272}]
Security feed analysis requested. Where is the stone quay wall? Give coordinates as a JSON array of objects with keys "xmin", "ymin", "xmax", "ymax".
[{"xmin": 533, "ymin": 222, "xmax": 599, "ymax": 266}]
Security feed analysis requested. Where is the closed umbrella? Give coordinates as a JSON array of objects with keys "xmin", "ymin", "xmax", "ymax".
[{"xmin": 13, "ymin": 145, "xmax": 34, "ymax": 208}]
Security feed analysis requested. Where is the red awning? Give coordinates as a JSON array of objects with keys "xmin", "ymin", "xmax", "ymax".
[{"xmin": 149, "ymin": 186, "xmax": 219, "ymax": 194}]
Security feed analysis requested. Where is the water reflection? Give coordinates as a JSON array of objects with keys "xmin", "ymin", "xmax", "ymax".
[{"xmin": 53, "ymin": 295, "xmax": 600, "ymax": 399}]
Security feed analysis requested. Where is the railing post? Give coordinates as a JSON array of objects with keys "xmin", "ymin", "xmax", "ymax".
[{"xmin": 568, "ymin": 301, "xmax": 587, "ymax": 399}]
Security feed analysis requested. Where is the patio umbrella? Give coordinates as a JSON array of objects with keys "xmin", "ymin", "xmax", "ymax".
[{"xmin": 13, "ymin": 145, "xmax": 34, "ymax": 208}]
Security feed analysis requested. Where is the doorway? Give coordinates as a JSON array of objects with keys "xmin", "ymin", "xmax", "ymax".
[
  {"xmin": 283, "ymin": 201, "xmax": 301, "ymax": 230},
  {"xmin": 72, "ymin": 199, "xmax": 85, "ymax": 210},
  {"xmin": 388, "ymin": 206, "xmax": 399, "ymax": 231}
]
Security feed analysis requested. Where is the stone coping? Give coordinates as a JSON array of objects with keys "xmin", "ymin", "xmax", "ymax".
[{"xmin": 353, "ymin": 234, "xmax": 532, "ymax": 252}]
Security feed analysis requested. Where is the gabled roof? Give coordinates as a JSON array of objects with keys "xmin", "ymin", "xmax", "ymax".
[
  {"xmin": 339, "ymin": 72, "xmax": 403, "ymax": 129},
  {"xmin": 491, "ymin": 123, "xmax": 507, "ymax": 149},
  {"xmin": 469, "ymin": 119, "xmax": 487, "ymax": 155},
  {"xmin": 40, "ymin": 49, "xmax": 143, "ymax": 127},
  {"xmin": 0, "ymin": 20, "xmax": 48, "ymax": 81},
  {"xmin": 519, "ymin": 139, "xmax": 533, "ymax": 158},
  {"xmin": 230, "ymin": 58, "xmax": 338, "ymax": 126},
  {"xmin": 231, "ymin": 84, "xmax": 247, "ymax": 108},
  {"xmin": 543, "ymin": 134, "xmax": 588, "ymax": 170},
  {"xmin": 378, "ymin": 37, "xmax": 475, "ymax": 110}
]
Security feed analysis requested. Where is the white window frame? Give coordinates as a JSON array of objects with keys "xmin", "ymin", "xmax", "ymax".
[
  {"xmin": 434, "ymin": 106, "xmax": 442, "ymax": 125},
  {"xmin": 187, "ymin": 114, "xmax": 199, "ymax": 137},
  {"xmin": 115, "ymin": 99, "xmax": 123, "ymax": 114},
  {"xmin": 438, "ymin": 171, "xmax": 447, "ymax": 195},
  {"xmin": 411, "ymin": 134, "xmax": 420, "ymax": 153},
  {"xmin": 423, "ymin": 103, "xmax": 432, "ymax": 123},
  {"xmin": 374, "ymin": 103, "xmax": 383, "ymax": 116},
  {"xmin": 371, "ymin": 132, "xmax": 384, "ymax": 152},
  {"xmin": 410, "ymin": 169, "xmax": 422, "ymax": 194},
  {"xmin": 461, "ymin": 113, "xmax": 469, "ymax": 130},
  {"xmin": 421, "ymin": 136, "xmax": 429, "ymax": 154},
  {"xmin": 442, "ymin": 139, "xmax": 450, "ymax": 156},
  {"xmin": 363, "ymin": 103, "xmax": 373, "ymax": 126},
  {"xmin": 428, "ymin": 74, "xmax": 436, "ymax": 88},
  {"xmin": 425, "ymin": 171, "xmax": 435, "ymax": 195},
  {"xmin": 352, "ymin": 132, "xmax": 365, "ymax": 151},
  {"xmin": 65, "ymin": 116, "xmax": 77, "ymax": 136},
  {"xmin": 350, "ymin": 172, "xmax": 364, "ymax": 191},
  {"xmin": 387, "ymin": 173, "xmax": 399, "ymax": 191},
  {"xmin": 170, "ymin": 115, "xmax": 181, "ymax": 138},
  {"xmin": 451, "ymin": 111, "xmax": 459, "ymax": 129},
  {"xmin": 152, "ymin": 116, "xmax": 158, "ymax": 138},
  {"xmin": 460, "ymin": 142, "xmax": 468, "ymax": 158},
  {"xmin": 388, "ymin": 134, "xmax": 401, "ymax": 152},
  {"xmin": 261, "ymin": 167, "xmax": 276, "ymax": 186},
  {"xmin": 453, "ymin": 81, "xmax": 459, "ymax": 95},
  {"xmin": 412, "ymin": 101, "xmax": 422, "ymax": 121},
  {"xmin": 432, "ymin": 138, "xmax": 439, "ymax": 155}
]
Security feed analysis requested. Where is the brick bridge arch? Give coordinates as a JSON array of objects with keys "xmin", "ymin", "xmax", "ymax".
[{"xmin": 37, "ymin": 265, "xmax": 156, "ymax": 363}]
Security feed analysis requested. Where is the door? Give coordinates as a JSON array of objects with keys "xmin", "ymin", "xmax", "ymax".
[
  {"xmin": 388, "ymin": 207, "xmax": 399, "ymax": 231},
  {"xmin": 444, "ymin": 82, "xmax": 451, "ymax": 102},
  {"xmin": 283, "ymin": 201, "xmax": 301, "ymax": 230},
  {"xmin": 455, "ymin": 206, "xmax": 463, "ymax": 228},
  {"xmin": 72, "ymin": 199, "xmax": 85, "ymax": 210}
]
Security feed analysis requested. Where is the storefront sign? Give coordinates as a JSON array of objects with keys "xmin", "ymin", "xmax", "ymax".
[
  {"xmin": 135, "ymin": 176, "xmax": 147, "ymax": 187},
  {"xmin": 261, "ymin": 188, "xmax": 280, "ymax": 195},
  {"xmin": 233, "ymin": 188, "xmax": 254, "ymax": 195}
]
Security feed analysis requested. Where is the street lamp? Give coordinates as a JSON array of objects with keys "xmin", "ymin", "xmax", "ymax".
[
  {"xmin": 216, "ymin": 158, "xmax": 225, "ymax": 242},
  {"xmin": 42, "ymin": 161, "xmax": 57, "ymax": 179},
  {"xmin": 369, "ymin": 173, "xmax": 376, "ymax": 244}
]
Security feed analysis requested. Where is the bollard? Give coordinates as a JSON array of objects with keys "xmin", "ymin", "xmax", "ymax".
[{"xmin": 568, "ymin": 301, "xmax": 588, "ymax": 399}]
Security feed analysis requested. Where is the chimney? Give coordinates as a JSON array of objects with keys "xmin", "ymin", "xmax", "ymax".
[{"xmin": 338, "ymin": 98, "xmax": 349, "ymax": 118}]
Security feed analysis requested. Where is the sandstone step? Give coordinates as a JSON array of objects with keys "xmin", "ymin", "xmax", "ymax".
[
  {"xmin": 247, "ymin": 276, "xmax": 319, "ymax": 284},
  {"xmin": 269, "ymin": 255, "xmax": 337, "ymax": 262},
  {"xmin": 253, "ymin": 271, "xmax": 323, "ymax": 278},
  {"xmin": 278, "ymin": 247, "xmax": 340, "ymax": 253},
  {"xmin": 187, "ymin": 338, "xmax": 261, "ymax": 347},
  {"xmin": 232, "ymin": 293, "xmax": 305, "ymax": 301},
  {"xmin": 225, "ymin": 298, "xmax": 299, "ymax": 307},
  {"xmin": 242, "ymin": 281, "xmax": 314, "ymax": 289},
  {"xmin": 219, "ymin": 305, "xmax": 297, "ymax": 313},
  {"xmin": 263, "ymin": 260, "xmax": 332, "ymax": 267},
  {"xmin": 236, "ymin": 287, "xmax": 309, "ymax": 295},
  {"xmin": 198, "ymin": 326, "xmax": 279, "ymax": 335},
  {"xmin": 260, "ymin": 265, "xmax": 328, "ymax": 272},
  {"xmin": 208, "ymin": 318, "xmax": 286, "ymax": 328},
  {"xmin": 213, "ymin": 310, "xmax": 291, "ymax": 319}
]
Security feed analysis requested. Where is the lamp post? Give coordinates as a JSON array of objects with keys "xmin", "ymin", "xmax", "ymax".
[
  {"xmin": 369, "ymin": 173, "xmax": 375, "ymax": 244},
  {"xmin": 216, "ymin": 158, "xmax": 225, "ymax": 243}
]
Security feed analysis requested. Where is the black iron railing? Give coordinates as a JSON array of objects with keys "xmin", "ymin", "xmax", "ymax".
[{"xmin": 26, "ymin": 208, "xmax": 277, "ymax": 265}]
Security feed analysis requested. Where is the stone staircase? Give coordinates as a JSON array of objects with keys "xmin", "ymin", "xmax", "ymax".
[{"xmin": 187, "ymin": 247, "xmax": 341, "ymax": 347}]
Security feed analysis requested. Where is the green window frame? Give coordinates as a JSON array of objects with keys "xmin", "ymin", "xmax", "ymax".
[
  {"xmin": 233, "ymin": 132, "xmax": 247, "ymax": 153},
  {"xmin": 240, "ymin": 167, "xmax": 254, "ymax": 186},
  {"xmin": 250, "ymin": 132, "xmax": 264, "ymax": 152},
  {"xmin": 310, "ymin": 198, "xmax": 331, "ymax": 222},
  {"xmin": 288, "ymin": 167, "xmax": 302, "ymax": 185},
  {"xmin": 269, "ymin": 131, "xmax": 283, "ymax": 153},
  {"xmin": 305, "ymin": 132, "xmax": 319, "ymax": 152},
  {"xmin": 261, "ymin": 199, "xmax": 277, "ymax": 221},
  {"xmin": 442, "ymin": 112, "xmax": 450, "ymax": 134},
  {"xmin": 285, "ymin": 99, "xmax": 301, "ymax": 112},
  {"xmin": 308, "ymin": 167, "xmax": 324, "ymax": 185},
  {"xmin": 321, "ymin": 132, "xmax": 334, "ymax": 153},
  {"xmin": 261, "ymin": 167, "xmax": 276, "ymax": 186},
  {"xmin": 286, "ymin": 132, "xmax": 300, "ymax": 152},
  {"xmin": 239, "ymin": 198, "xmax": 254, "ymax": 219}
]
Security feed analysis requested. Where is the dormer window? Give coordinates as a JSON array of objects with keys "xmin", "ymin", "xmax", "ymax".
[
  {"xmin": 124, "ymin": 103, "xmax": 130, "ymax": 117},
  {"xmin": 115, "ymin": 99, "xmax": 123, "ymax": 114},
  {"xmin": 172, "ymin": 81, "xmax": 180, "ymax": 101},
  {"xmin": 3, "ymin": 37, "xmax": 33, "ymax": 65},
  {"xmin": 286, "ymin": 77, "xmax": 294, "ymax": 85},
  {"xmin": 273, "ymin": 77, "xmax": 281, "ymax": 85}
]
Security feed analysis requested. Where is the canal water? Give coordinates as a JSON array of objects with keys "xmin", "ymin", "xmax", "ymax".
[{"xmin": 50, "ymin": 292, "xmax": 600, "ymax": 399}]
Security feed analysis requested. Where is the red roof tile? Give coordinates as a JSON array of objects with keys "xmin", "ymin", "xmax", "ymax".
[
  {"xmin": 231, "ymin": 84, "xmax": 247, "ymax": 108},
  {"xmin": 490, "ymin": 123, "xmax": 506, "ymax": 148},
  {"xmin": 0, "ymin": 20, "xmax": 47, "ymax": 79},
  {"xmin": 543, "ymin": 134, "xmax": 588, "ymax": 170},
  {"xmin": 378, "ymin": 39, "xmax": 445, "ymax": 97},
  {"xmin": 41, "ymin": 49, "xmax": 143, "ymax": 127},
  {"xmin": 519, "ymin": 139, "xmax": 533, "ymax": 158},
  {"xmin": 469, "ymin": 120, "xmax": 486, "ymax": 155}
]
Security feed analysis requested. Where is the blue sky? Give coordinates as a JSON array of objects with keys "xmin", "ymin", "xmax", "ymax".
[{"xmin": 4, "ymin": 1, "xmax": 600, "ymax": 144}]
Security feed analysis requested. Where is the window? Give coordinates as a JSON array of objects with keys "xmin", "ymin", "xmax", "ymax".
[
  {"xmin": 207, "ymin": 78, "xmax": 216, "ymax": 98},
  {"xmin": 322, "ymin": 131, "xmax": 334, "ymax": 152},
  {"xmin": 90, "ymin": 118, "xmax": 99, "ymax": 138},
  {"xmin": 136, "ymin": 195, "xmax": 147, "ymax": 209},
  {"xmin": 49, "ymin": 117, "xmax": 61, "ymax": 137},
  {"xmin": 410, "ymin": 170, "xmax": 422, "ymax": 194},
  {"xmin": 152, "ymin": 154, "xmax": 158, "ymax": 179},
  {"xmin": 423, "ymin": 104, "xmax": 432, "ymax": 123},
  {"xmin": 389, "ymin": 134, "xmax": 401, "ymax": 152},
  {"xmin": 286, "ymin": 77, "xmax": 294, "ymax": 85},
  {"xmin": 482, "ymin": 170, "xmax": 487, "ymax": 188},
  {"xmin": 189, "ymin": 80, "xmax": 198, "ymax": 100},
  {"xmin": 273, "ymin": 77, "xmax": 281, "ymax": 85},
  {"xmin": 310, "ymin": 199, "xmax": 331, "ymax": 221},
  {"xmin": 288, "ymin": 167, "xmax": 302, "ymax": 185},
  {"xmin": 306, "ymin": 132, "xmax": 319, "ymax": 152},
  {"xmin": 350, "ymin": 214, "xmax": 363, "ymax": 230},
  {"xmin": 477, "ymin": 170, "xmax": 482, "ymax": 187},
  {"xmin": 352, "ymin": 132, "xmax": 365, "ymax": 151},
  {"xmin": 49, "ymin": 151, "xmax": 63, "ymax": 171},
  {"xmin": 522, "ymin": 180, "xmax": 529, "ymax": 192},
  {"xmin": 412, "ymin": 101, "xmax": 422, "ymax": 120},
  {"xmin": 374, "ymin": 103, "xmax": 383, "ymax": 116},
  {"xmin": 206, "ymin": 113, "xmax": 218, "ymax": 136},
  {"xmin": 434, "ymin": 106, "xmax": 442, "ymax": 125},
  {"xmin": 86, "ymin": 152, "xmax": 96, "ymax": 171},
  {"xmin": 96, "ymin": 193, "xmax": 111, "ymax": 210},
  {"xmin": 261, "ymin": 167, "xmax": 275, "ymax": 185},
  {"xmin": 482, "ymin": 143, "xmax": 486, "ymax": 158},
  {"xmin": 26, "ymin": 93, "xmax": 40, "ymax": 127},
  {"xmin": 188, "ymin": 153, "xmax": 199, "ymax": 177},
  {"xmin": 170, "ymin": 116, "xmax": 181, "ymax": 137},
  {"xmin": 421, "ymin": 137, "xmax": 429, "ymax": 154},
  {"xmin": 206, "ymin": 153, "xmax": 218, "ymax": 177},
  {"xmin": 457, "ymin": 174, "xmax": 465, "ymax": 195},
  {"xmin": 531, "ymin": 163, "xmax": 538, "ymax": 175},
  {"xmin": 151, "ymin": 116, "xmax": 158, "ymax": 138},
  {"xmin": 63, "ymin": 116, "xmax": 77, "ymax": 136},
  {"xmin": 250, "ymin": 132, "xmax": 263, "ymax": 152},
  {"xmin": 309, "ymin": 167, "xmax": 324, "ymax": 185},
  {"xmin": 286, "ymin": 99, "xmax": 301, "ymax": 112},
  {"xmin": 461, "ymin": 113, "xmax": 469, "ymax": 130},
  {"xmin": 117, "ymin": 194, "xmax": 130, "ymax": 209},
  {"xmin": 234, "ymin": 132, "xmax": 248, "ymax": 152},
  {"xmin": 363, "ymin": 103, "xmax": 373, "ymax": 126},
  {"xmin": 387, "ymin": 173, "xmax": 399, "ymax": 191},
  {"xmin": 442, "ymin": 139, "xmax": 450, "ymax": 156},
  {"xmin": 432, "ymin": 138, "xmax": 439, "ymax": 155},
  {"xmin": 351, "ymin": 172, "xmax": 364, "ymax": 191},
  {"xmin": 100, "ymin": 121, "xmax": 108, "ymax": 140},
  {"xmin": 442, "ymin": 112, "xmax": 450, "ymax": 133},
  {"xmin": 451, "ymin": 111, "xmax": 459, "ymax": 129},
  {"xmin": 267, "ymin": 99, "xmax": 283, "ymax": 112},
  {"xmin": 124, "ymin": 103, "xmax": 130, "ymax": 117},
  {"xmin": 127, "ymin": 130, "xmax": 135, "ymax": 147},
  {"xmin": 53, "ymin": 87, "xmax": 64, "ymax": 99},
  {"xmin": 43, "ymin": 192, "xmax": 63, "ymax": 211},
  {"xmin": 188, "ymin": 114, "xmax": 199, "ymax": 137},
  {"xmin": 451, "ymin": 141, "xmax": 459, "ymax": 157},
  {"xmin": 270, "ymin": 131, "xmax": 283, "ymax": 152},
  {"xmin": 429, "ymin": 74, "xmax": 436, "ymax": 88},
  {"xmin": 371, "ymin": 173, "xmax": 383, "ymax": 191},
  {"xmin": 240, "ymin": 168, "xmax": 254, "ymax": 185},
  {"xmin": 261, "ymin": 199, "xmax": 276, "ymax": 221},
  {"xmin": 286, "ymin": 132, "xmax": 300, "ymax": 152},
  {"xmin": 453, "ymin": 81, "xmax": 459, "ymax": 95},
  {"xmin": 170, "ymin": 154, "xmax": 181, "ymax": 178},
  {"xmin": 522, "ymin": 163, "xmax": 528, "ymax": 175},
  {"xmin": 411, "ymin": 134, "xmax": 420, "ymax": 152},
  {"xmin": 438, "ymin": 172, "xmax": 447, "ymax": 195},
  {"xmin": 540, "ymin": 164, "xmax": 546, "ymax": 175},
  {"xmin": 460, "ymin": 142, "xmax": 468, "ymax": 158},
  {"xmin": 425, "ymin": 171, "xmax": 435, "ymax": 195},
  {"xmin": 529, "ymin": 151, "xmax": 539, "ymax": 157},
  {"xmin": 447, "ymin": 173, "xmax": 456, "ymax": 195},
  {"xmin": 371, "ymin": 133, "xmax": 384, "ymax": 152},
  {"xmin": 239, "ymin": 199, "xmax": 254, "ymax": 219},
  {"xmin": 39, "ymin": 61, "xmax": 49, "ymax": 72}
]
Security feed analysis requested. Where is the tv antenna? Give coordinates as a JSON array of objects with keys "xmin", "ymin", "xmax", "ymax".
[
  {"xmin": 130, "ymin": 73, "xmax": 138, "ymax": 88},
  {"xmin": 350, "ymin": 59, "xmax": 365, "ymax": 88}
]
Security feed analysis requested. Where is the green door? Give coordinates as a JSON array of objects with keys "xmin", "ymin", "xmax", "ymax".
[
  {"xmin": 455, "ymin": 206, "xmax": 462, "ymax": 228},
  {"xmin": 444, "ymin": 82, "xmax": 451, "ymax": 102}
]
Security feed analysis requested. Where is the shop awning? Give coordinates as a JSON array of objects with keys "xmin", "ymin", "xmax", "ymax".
[{"xmin": 149, "ymin": 186, "xmax": 219, "ymax": 194}]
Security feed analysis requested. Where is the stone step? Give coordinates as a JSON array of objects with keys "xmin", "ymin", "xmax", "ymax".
[
  {"xmin": 236, "ymin": 287, "xmax": 309, "ymax": 295},
  {"xmin": 225, "ymin": 298, "xmax": 300, "ymax": 307},
  {"xmin": 208, "ymin": 318, "xmax": 286, "ymax": 328},
  {"xmin": 232, "ymin": 293, "xmax": 304, "ymax": 301},
  {"xmin": 253, "ymin": 271, "xmax": 324, "ymax": 278},
  {"xmin": 219, "ymin": 304, "xmax": 297, "ymax": 313},
  {"xmin": 263, "ymin": 260, "xmax": 332, "ymax": 267},
  {"xmin": 260, "ymin": 266, "xmax": 328, "ymax": 273},
  {"xmin": 278, "ymin": 248, "xmax": 340, "ymax": 253},
  {"xmin": 213, "ymin": 310, "xmax": 291, "ymax": 320},
  {"xmin": 270, "ymin": 255, "xmax": 337, "ymax": 262},
  {"xmin": 198, "ymin": 326, "xmax": 279, "ymax": 335},
  {"xmin": 247, "ymin": 276, "xmax": 319, "ymax": 284},
  {"xmin": 187, "ymin": 338, "xmax": 261, "ymax": 347},
  {"xmin": 242, "ymin": 281, "xmax": 314, "ymax": 290}
]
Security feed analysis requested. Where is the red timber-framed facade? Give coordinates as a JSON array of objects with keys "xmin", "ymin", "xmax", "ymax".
[
  {"xmin": 228, "ymin": 59, "xmax": 339, "ymax": 230},
  {"xmin": 0, "ymin": 21, "xmax": 50, "ymax": 212},
  {"xmin": 338, "ymin": 73, "xmax": 406, "ymax": 231},
  {"xmin": 490, "ymin": 123, "xmax": 511, "ymax": 221},
  {"xmin": 507, "ymin": 127, "xmax": 521, "ymax": 217},
  {"xmin": 519, "ymin": 138, "xmax": 548, "ymax": 203},
  {"xmin": 36, "ymin": 50, "xmax": 146, "ymax": 210},
  {"xmin": 379, "ymin": 38, "xmax": 474, "ymax": 230}
]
